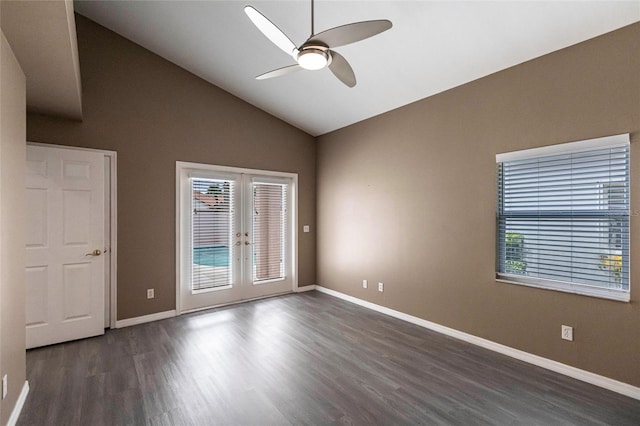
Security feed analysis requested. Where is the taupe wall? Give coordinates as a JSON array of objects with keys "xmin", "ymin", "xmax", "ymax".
[
  {"xmin": 317, "ymin": 23, "xmax": 640, "ymax": 386},
  {"xmin": 27, "ymin": 15, "xmax": 317, "ymax": 320},
  {"xmin": 0, "ymin": 30, "xmax": 27, "ymax": 424}
]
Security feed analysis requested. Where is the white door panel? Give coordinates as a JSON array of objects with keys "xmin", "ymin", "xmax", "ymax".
[
  {"xmin": 26, "ymin": 145, "xmax": 105, "ymax": 348},
  {"xmin": 25, "ymin": 266, "xmax": 48, "ymax": 325}
]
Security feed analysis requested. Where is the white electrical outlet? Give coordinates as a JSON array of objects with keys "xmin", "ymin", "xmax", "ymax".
[
  {"xmin": 561, "ymin": 325, "xmax": 573, "ymax": 341},
  {"xmin": 147, "ymin": 288, "xmax": 155, "ymax": 299},
  {"xmin": 378, "ymin": 282, "xmax": 384, "ymax": 292},
  {"xmin": 2, "ymin": 374, "xmax": 7, "ymax": 399},
  {"xmin": 362, "ymin": 279, "xmax": 368, "ymax": 289}
]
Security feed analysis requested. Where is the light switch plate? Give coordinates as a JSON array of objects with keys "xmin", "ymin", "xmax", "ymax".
[{"xmin": 561, "ymin": 325, "xmax": 573, "ymax": 341}]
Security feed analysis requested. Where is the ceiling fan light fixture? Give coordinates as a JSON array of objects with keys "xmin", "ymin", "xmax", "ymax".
[{"xmin": 297, "ymin": 48, "xmax": 329, "ymax": 70}]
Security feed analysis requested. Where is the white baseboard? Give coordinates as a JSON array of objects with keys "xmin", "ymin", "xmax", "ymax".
[
  {"xmin": 7, "ymin": 381, "xmax": 29, "ymax": 426},
  {"xmin": 314, "ymin": 285, "xmax": 640, "ymax": 401},
  {"xmin": 115, "ymin": 310, "xmax": 176, "ymax": 328},
  {"xmin": 295, "ymin": 285, "xmax": 317, "ymax": 293}
]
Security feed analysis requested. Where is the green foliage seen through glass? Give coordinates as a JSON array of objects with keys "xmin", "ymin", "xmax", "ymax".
[{"xmin": 505, "ymin": 232, "xmax": 526, "ymax": 274}]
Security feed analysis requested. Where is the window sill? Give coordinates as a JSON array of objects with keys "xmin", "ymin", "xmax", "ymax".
[{"xmin": 496, "ymin": 274, "xmax": 630, "ymax": 303}]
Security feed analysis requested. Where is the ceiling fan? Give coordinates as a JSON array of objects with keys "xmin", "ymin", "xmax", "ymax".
[{"xmin": 244, "ymin": 0, "xmax": 392, "ymax": 88}]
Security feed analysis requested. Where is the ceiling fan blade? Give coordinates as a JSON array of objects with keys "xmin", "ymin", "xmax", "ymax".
[
  {"xmin": 244, "ymin": 6, "xmax": 298, "ymax": 57},
  {"xmin": 256, "ymin": 64, "xmax": 303, "ymax": 80},
  {"xmin": 308, "ymin": 20, "xmax": 392, "ymax": 48},
  {"xmin": 328, "ymin": 51, "xmax": 356, "ymax": 88}
]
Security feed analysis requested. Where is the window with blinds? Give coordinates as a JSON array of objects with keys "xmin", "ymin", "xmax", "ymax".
[
  {"xmin": 252, "ymin": 182, "xmax": 287, "ymax": 283},
  {"xmin": 496, "ymin": 135, "xmax": 630, "ymax": 301},
  {"xmin": 191, "ymin": 178, "xmax": 235, "ymax": 291}
]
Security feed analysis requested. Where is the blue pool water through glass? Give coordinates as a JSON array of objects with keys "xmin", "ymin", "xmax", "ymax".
[{"xmin": 193, "ymin": 246, "xmax": 229, "ymax": 267}]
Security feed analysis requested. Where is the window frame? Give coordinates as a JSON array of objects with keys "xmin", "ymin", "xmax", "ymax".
[
  {"xmin": 175, "ymin": 161, "xmax": 298, "ymax": 314},
  {"xmin": 495, "ymin": 134, "xmax": 631, "ymax": 302}
]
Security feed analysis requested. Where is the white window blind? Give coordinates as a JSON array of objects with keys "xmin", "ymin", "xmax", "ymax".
[
  {"xmin": 191, "ymin": 178, "xmax": 235, "ymax": 291},
  {"xmin": 496, "ymin": 136, "xmax": 630, "ymax": 300},
  {"xmin": 252, "ymin": 182, "xmax": 287, "ymax": 282}
]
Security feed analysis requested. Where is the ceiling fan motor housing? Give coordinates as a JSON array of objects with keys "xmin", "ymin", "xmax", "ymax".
[{"xmin": 297, "ymin": 45, "xmax": 332, "ymax": 70}]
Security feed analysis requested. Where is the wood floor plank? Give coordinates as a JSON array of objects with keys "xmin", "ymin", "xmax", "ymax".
[{"xmin": 18, "ymin": 291, "xmax": 640, "ymax": 425}]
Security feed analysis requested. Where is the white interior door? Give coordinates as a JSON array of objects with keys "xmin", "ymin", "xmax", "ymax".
[
  {"xmin": 178, "ymin": 164, "xmax": 295, "ymax": 313},
  {"xmin": 26, "ymin": 145, "xmax": 105, "ymax": 348}
]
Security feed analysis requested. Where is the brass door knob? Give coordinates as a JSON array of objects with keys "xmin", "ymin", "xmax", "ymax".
[{"xmin": 85, "ymin": 249, "xmax": 102, "ymax": 257}]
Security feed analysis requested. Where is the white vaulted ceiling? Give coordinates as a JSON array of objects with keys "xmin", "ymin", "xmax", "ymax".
[{"xmin": 13, "ymin": 1, "xmax": 640, "ymax": 135}]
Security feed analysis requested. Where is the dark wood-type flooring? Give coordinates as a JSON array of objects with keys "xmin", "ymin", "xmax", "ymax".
[{"xmin": 19, "ymin": 291, "xmax": 640, "ymax": 425}]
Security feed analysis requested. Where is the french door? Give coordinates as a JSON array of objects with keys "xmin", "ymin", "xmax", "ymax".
[{"xmin": 177, "ymin": 163, "xmax": 296, "ymax": 313}]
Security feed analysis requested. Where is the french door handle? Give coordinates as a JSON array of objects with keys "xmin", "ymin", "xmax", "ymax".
[
  {"xmin": 234, "ymin": 241, "xmax": 241, "ymax": 246},
  {"xmin": 245, "ymin": 241, "xmax": 252, "ymax": 245},
  {"xmin": 85, "ymin": 249, "xmax": 102, "ymax": 257}
]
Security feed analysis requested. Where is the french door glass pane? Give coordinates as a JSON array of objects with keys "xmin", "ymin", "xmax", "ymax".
[
  {"xmin": 191, "ymin": 178, "xmax": 235, "ymax": 291},
  {"xmin": 252, "ymin": 182, "xmax": 286, "ymax": 282}
]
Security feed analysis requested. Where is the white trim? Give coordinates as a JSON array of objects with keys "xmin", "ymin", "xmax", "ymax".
[
  {"xmin": 178, "ymin": 161, "xmax": 297, "ymax": 179},
  {"xmin": 251, "ymin": 176, "xmax": 290, "ymax": 185},
  {"xmin": 175, "ymin": 163, "xmax": 181, "ymax": 315},
  {"xmin": 496, "ymin": 277, "xmax": 630, "ymax": 302},
  {"xmin": 496, "ymin": 133, "xmax": 629, "ymax": 162},
  {"xmin": 180, "ymin": 291, "xmax": 292, "ymax": 315},
  {"xmin": 26, "ymin": 142, "xmax": 116, "ymax": 156},
  {"xmin": 108, "ymin": 151, "xmax": 118, "ymax": 329},
  {"xmin": 295, "ymin": 285, "xmax": 317, "ymax": 292},
  {"xmin": 314, "ymin": 285, "xmax": 640, "ymax": 401},
  {"xmin": 27, "ymin": 143, "xmax": 118, "ymax": 329},
  {"xmin": 115, "ymin": 310, "xmax": 176, "ymax": 328},
  {"xmin": 6, "ymin": 381, "xmax": 29, "ymax": 426}
]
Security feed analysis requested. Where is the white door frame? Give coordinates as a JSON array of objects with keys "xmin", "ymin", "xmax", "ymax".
[
  {"xmin": 175, "ymin": 161, "xmax": 298, "ymax": 314},
  {"xmin": 27, "ymin": 142, "xmax": 118, "ymax": 329}
]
